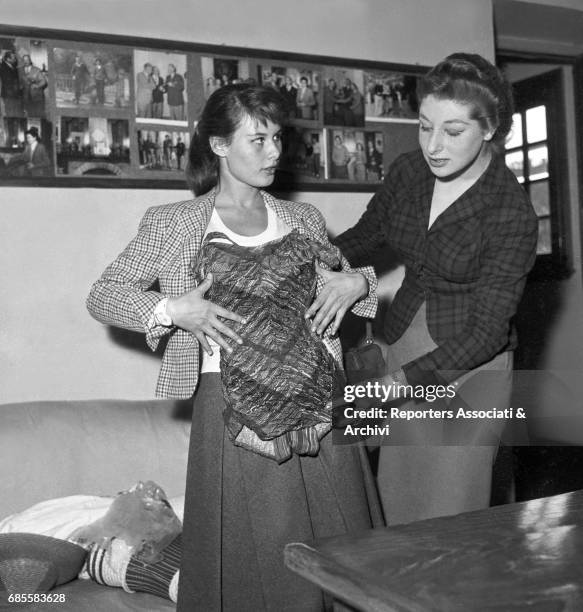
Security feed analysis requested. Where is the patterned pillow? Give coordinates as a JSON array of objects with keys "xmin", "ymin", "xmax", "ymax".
[{"xmin": 0, "ymin": 533, "xmax": 87, "ymax": 597}]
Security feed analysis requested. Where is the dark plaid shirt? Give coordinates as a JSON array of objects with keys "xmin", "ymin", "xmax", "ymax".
[{"xmin": 334, "ymin": 149, "xmax": 538, "ymax": 386}]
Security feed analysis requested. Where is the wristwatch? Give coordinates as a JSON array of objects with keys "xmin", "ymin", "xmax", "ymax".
[{"xmin": 153, "ymin": 297, "xmax": 173, "ymax": 327}]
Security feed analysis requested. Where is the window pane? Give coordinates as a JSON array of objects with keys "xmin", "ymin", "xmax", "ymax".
[
  {"xmin": 506, "ymin": 151, "xmax": 524, "ymax": 182},
  {"xmin": 505, "ymin": 113, "xmax": 523, "ymax": 149},
  {"xmin": 528, "ymin": 145, "xmax": 548, "ymax": 180},
  {"xmin": 526, "ymin": 105, "xmax": 547, "ymax": 144},
  {"xmin": 529, "ymin": 181, "xmax": 550, "ymax": 217},
  {"xmin": 537, "ymin": 218, "xmax": 552, "ymax": 255}
]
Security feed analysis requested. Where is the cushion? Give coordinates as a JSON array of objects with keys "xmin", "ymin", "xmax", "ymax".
[
  {"xmin": 0, "ymin": 495, "xmax": 185, "ymax": 539},
  {"xmin": 0, "ymin": 496, "xmax": 113, "ymax": 540},
  {"xmin": 0, "ymin": 533, "xmax": 87, "ymax": 596}
]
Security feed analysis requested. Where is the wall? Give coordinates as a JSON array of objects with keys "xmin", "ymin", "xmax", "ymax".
[
  {"xmin": 1, "ymin": 0, "xmax": 495, "ymax": 402},
  {"xmin": 1, "ymin": 0, "xmax": 494, "ymax": 66}
]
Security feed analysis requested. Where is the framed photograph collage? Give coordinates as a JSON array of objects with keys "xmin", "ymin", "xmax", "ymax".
[{"xmin": 0, "ymin": 25, "xmax": 427, "ymax": 190}]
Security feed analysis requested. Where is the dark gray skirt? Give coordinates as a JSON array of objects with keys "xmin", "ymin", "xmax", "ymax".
[
  {"xmin": 377, "ymin": 301, "xmax": 513, "ymax": 524},
  {"xmin": 177, "ymin": 373, "xmax": 382, "ymax": 612}
]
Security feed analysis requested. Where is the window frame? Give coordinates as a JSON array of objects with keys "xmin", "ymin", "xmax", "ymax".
[{"xmin": 502, "ymin": 66, "xmax": 572, "ymax": 280}]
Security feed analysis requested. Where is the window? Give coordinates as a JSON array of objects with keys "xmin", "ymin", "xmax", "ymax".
[
  {"xmin": 503, "ymin": 68, "xmax": 570, "ymax": 277},
  {"xmin": 506, "ymin": 105, "xmax": 551, "ymax": 254}
]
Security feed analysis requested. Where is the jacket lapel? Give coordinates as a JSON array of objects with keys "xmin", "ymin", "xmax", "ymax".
[
  {"xmin": 426, "ymin": 154, "xmax": 502, "ymax": 232},
  {"xmin": 180, "ymin": 190, "xmax": 215, "ymax": 290},
  {"xmin": 410, "ymin": 163, "xmax": 434, "ymax": 236}
]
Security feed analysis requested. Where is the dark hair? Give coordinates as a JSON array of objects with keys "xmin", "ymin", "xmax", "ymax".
[
  {"xmin": 186, "ymin": 83, "xmax": 287, "ymax": 196},
  {"xmin": 418, "ymin": 53, "xmax": 514, "ymax": 151},
  {"xmin": 25, "ymin": 127, "xmax": 40, "ymax": 141}
]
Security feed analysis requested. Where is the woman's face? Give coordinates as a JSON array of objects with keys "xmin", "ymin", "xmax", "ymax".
[
  {"xmin": 217, "ymin": 115, "xmax": 282, "ymax": 189},
  {"xmin": 418, "ymin": 94, "xmax": 492, "ymax": 180}
]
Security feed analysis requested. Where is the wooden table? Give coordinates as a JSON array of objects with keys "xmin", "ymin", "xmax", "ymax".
[{"xmin": 284, "ymin": 490, "xmax": 583, "ymax": 611}]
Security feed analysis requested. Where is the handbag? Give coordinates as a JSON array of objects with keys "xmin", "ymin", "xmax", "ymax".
[
  {"xmin": 333, "ymin": 320, "xmax": 387, "ymax": 429},
  {"xmin": 344, "ymin": 320, "xmax": 387, "ymax": 384}
]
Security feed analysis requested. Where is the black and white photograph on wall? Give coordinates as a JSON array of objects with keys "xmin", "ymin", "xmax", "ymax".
[
  {"xmin": 363, "ymin": 70, "xmax": 419, "ymax": 121},
  {"xmin": 257, "ymin": 65, "xmax": 320, "ymax": 123},
  {"xmin": 56, "ymin": 116, "xmax": 130, "ymax": 176},
  {"xmin": 364, "ymin": 130, "xmax": 384, "ymax": 181},
  {"xmin": 54, "ymin": 47, "xmax": 131, "ymax": 109},
  {"xmin": 321, "ymin": 67, "xmax": 365, "ymax": 127},
  {"xmin": 279, "ymin": 126, "xmax": 325, "ymax": 182},
  {"xmin": 134, "ymin": 50, "xmax": 188, "ymax": 123},
  {"xmin": 0, "ymin": 118, "xmax": 53, "ymax": 178},
  {"xmin": 0, "ymin": 38, "xmax": 48, "ymax": 119},
  {"xmin": 137, "ymin": 128, "xmax": 189, "ymax": 172},
  {"xmin": 328, "ymin": 128, "xmax": 383, "ymax": 182},
  {"xmin": 201, "ymin": 57, "xmax": 251, "ymax": 99}
]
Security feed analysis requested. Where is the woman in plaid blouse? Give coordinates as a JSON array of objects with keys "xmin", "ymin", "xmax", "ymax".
[
  {"xmin": 314, "ymin": 53, "xmax": 539, "ymax": 524},
  {"xmin": 88, "ymin": 83, "xmax": 382, "ymax": 611}
]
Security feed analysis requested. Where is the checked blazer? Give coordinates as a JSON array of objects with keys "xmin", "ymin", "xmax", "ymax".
[
  {"xmin": 334, "ymin": 149, "xmax": 538, "ymax": 387},
  {"xmin": 87, "ymin": 189, "xmax": 378, "ymax": 398}
]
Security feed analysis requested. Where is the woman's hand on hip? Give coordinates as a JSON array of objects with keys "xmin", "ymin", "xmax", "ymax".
[
  {"xmin": 305, "ymin": 264, "xmax": 368, "ymax": 336},
  {"xmin": 167, "ymin": 273, "xmax": 245, "ymax": 355}
]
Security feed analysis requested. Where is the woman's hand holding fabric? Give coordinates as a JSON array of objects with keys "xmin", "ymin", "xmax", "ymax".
[
  {"xmin": 167, "ymin": 273, "xmax": 245, "ymax": 355},
  {"xmin": 305, "ymin": 263, "xmax": 368, "ymax": 336}
]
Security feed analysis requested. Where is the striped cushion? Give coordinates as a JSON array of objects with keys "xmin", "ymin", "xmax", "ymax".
[{"xmin": 85, "ymin": 535, "xmax": 181, "ymax": 603}]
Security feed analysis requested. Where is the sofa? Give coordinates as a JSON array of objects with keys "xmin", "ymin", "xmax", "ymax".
[{"xmin": 0, "ymin": 397, "xmax": 193, "ymax": 611}]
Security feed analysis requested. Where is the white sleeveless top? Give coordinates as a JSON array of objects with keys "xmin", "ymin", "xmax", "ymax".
[{"xmin": 200, "ymin": 204, "xmax": 290, "ymax": 373}]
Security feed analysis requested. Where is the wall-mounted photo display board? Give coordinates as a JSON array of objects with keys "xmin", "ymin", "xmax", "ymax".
[{"xmin": 0, "ymin": 25, "xmax": 427, "ymax": 190}]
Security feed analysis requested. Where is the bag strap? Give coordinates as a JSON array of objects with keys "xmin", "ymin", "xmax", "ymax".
[{"xmin": 362, "ymin": 319, "xmax": 374, "ymax": 346}]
